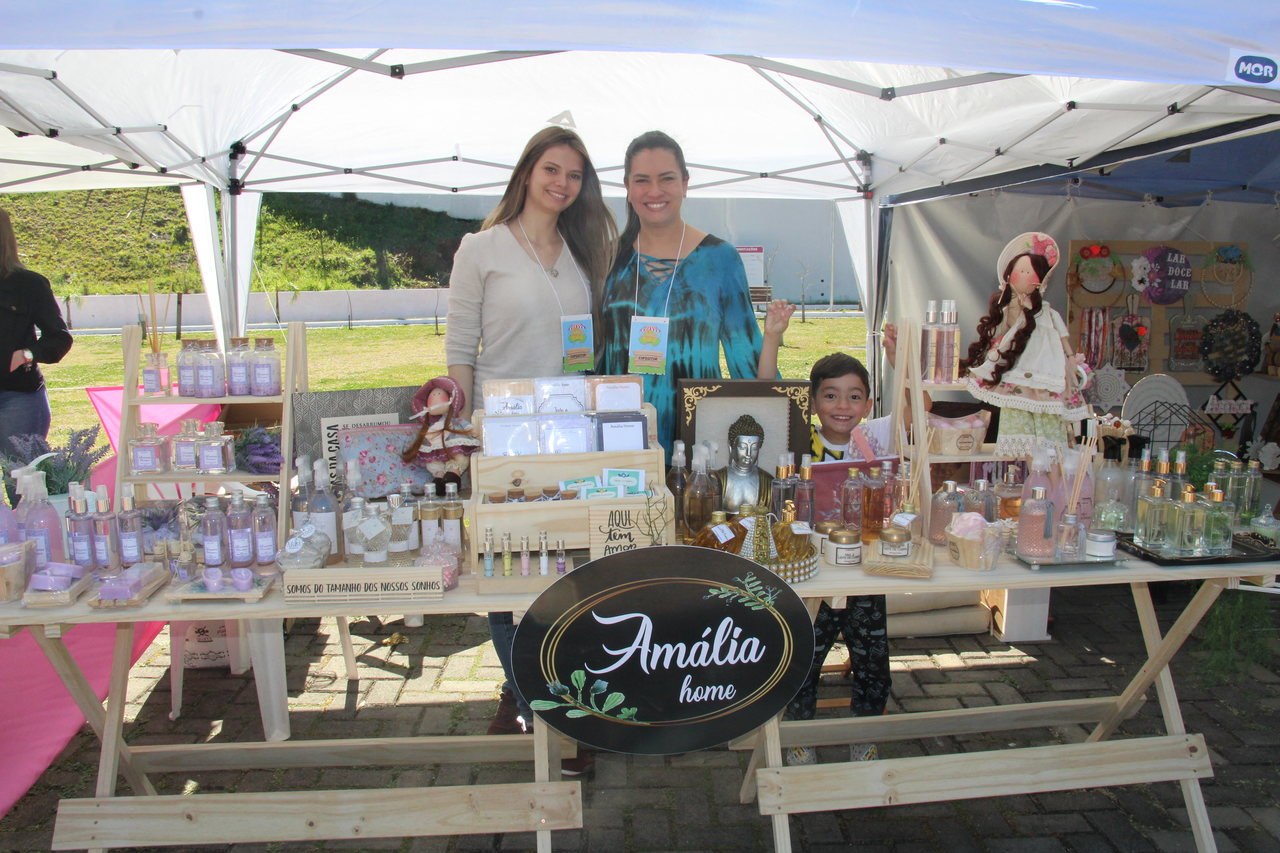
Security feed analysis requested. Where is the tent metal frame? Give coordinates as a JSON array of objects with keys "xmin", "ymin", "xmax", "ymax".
[{"xmin": 5, "ymin": 48, "xmax": 1280, "ymax": 341}]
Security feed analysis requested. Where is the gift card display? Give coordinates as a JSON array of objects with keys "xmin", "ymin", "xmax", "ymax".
[
  {"xmin": 539, "ymin": 414, "xmax": 595, "ymax": 454},
  {"xmin": 588, "ymin": 375, "xmax": 644, "ymax": 412},
  {"xmin": 534, "ymin": 375, "xmax": 588, "ymax": 413},
  {"xmin": 596, "ymin": 412, "xmax": 648, "ymax": 451},
  {"xmin": 482, "ymin": 416, "xmax": 540, "ymax": 456}
]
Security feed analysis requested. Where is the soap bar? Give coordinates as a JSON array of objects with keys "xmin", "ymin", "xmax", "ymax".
[
  {"xmin": 98, "ymin": 565, "xmax": 147, "ymax": 601},
  {"xmin": 29, "ymin": 571, "xmax": 72, "ymax": 592}
]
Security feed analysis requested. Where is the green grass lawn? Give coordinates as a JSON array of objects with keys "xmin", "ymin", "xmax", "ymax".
[{"xmin": 40, "ymin": 315, "xmax": 867, "ymax": 453}]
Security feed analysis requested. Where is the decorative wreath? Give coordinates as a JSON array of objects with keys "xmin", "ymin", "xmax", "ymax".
[
  {"xmin": 1200, "ymin": 310, "xmax": 1261, "ymax": 381},
  {"xmin": 1201, "ymin": 244, "xmax": 1253, "ymax": 271},
  {"xmin": 1075, "ymin": 245, "xmax": 1123, "ymax": 294}
]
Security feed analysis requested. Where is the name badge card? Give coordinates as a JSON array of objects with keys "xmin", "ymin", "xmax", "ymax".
[
  {"xmin": 561, "ymin": 314, "xmax": 595, "ymax": 373},
  {"xmin": 627, "ymin": 315, "xmax": 669, "ymax": 375}
]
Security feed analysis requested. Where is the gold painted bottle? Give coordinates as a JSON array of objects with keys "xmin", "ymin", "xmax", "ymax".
[
  {"xmin": 771, "ymin": 501, "xmax": 813, "ymax": 562},
  {"xmin": 694, "ymin": 509, "xmax": 748, "ymax": 554}
]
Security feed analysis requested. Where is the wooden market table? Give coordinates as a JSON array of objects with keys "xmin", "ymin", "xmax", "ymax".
[
  {"xmin": 740, "ymin": 556, "xmax": 1277, "ymax": 853},
  {"xmin": 0, "ymin": 580, "xmax": 582, "ymax": 852},
  {"xmin": 0, "ymin": 555, "xmax": 1273, "ymax": 852}
]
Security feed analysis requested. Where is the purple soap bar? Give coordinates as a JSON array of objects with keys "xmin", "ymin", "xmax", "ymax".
[
  {"xmin": 45, "ymin": 562, "xmax": 88, "ymax": 580},
  {"xmin": 98, "ymin": 566, "xmax": 146, "ymax": 601},
  {"xmin": 29, "ymin": 572, "xmax": 72, "ymax": 592}
]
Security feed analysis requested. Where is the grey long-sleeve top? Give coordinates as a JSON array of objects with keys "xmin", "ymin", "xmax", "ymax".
[{"xmin": 445, "ymin": 224, "xmax": 591, "ymax": 408}]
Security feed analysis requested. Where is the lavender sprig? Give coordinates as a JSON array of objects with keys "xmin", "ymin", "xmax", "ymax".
[{"xmin": 2, "ymin": 426, "xmax": 110, "ymax": 497}]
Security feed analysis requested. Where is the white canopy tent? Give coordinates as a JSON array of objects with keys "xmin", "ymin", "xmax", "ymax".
[{"xmin": 1, "ymin": 2, "xmax": 1277, "ymax": 347}]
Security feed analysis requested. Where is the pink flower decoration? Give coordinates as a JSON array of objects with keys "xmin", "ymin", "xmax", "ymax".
[{"xmin": 1030, "ymin": 233, "xmax": 1058, "ymax": 267}]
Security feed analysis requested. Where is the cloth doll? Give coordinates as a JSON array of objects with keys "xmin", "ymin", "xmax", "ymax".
[
  {"xmin": 402, "ymin": 376, "xmax": 480, "ymax": 496},
  {"xmin": 961, "ymin": 232, "xmax": 1090, "ymax": 455}
]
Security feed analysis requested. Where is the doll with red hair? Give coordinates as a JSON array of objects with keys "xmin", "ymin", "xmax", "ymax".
[
  {"xmin": 402, "ymin": 376, "xmax": 480, "ymax": 496},
  {"xmin": 962, "ymin": 232, "xmax": 1090, "ymax": 455}
]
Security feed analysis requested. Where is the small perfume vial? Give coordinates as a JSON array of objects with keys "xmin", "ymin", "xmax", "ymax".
[
  {"xmin": 555, "ymin": 538, "xmax": 567, "ymax": 574},
  {"xmin": 501, "ymin": 532, "xmax": 513, "ymax": 577},
  {"xmin": 538, "ymin": 531, "xmax": 549, "ymax": 576},
  {"xmin": 519, "ymin": 535, "xmax": 530, "ymax": 576},
  {"xmin": 482, "ymin": 527, "xmax": 495, "ymax": 578}
]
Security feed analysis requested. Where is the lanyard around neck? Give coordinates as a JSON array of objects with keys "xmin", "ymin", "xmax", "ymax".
[
  {"xmin": 633, "ymin": 223, "xmax": 687, "ymax": 320},
  {"xmin": 514, "ymin": 219, "xmax": 591, "ymax": 315}
]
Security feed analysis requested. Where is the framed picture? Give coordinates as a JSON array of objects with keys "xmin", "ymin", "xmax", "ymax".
[{"xmin": 676, "ymin": 379, "xmax": 811, "ymax": 469}]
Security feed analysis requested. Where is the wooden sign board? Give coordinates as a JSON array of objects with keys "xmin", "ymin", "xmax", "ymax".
[
  {"xmin": 283, "ymin": 564, "xmax": 444, "ymax": 603},
  {"xmin": 587, "ymin": 496, "xmax": 674, "ymax": 560}
]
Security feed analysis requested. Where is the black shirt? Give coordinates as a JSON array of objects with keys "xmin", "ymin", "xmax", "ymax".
[{"xmin": 0, "ymin": 268, "xmax": 73, "ymax": 393}]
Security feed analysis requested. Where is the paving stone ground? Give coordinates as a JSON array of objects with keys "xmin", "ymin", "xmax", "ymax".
[{"xmin": 2, "ymin": 582, "xmax": 1277, "ymax": 852}]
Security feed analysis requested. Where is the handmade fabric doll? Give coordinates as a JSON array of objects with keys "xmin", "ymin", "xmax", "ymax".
[
  {"xmin": 402, "ymin": 376, "xmax": 480, "ymax": 496},
  {"xmin": 961, "ymin": 232, "xmax": 1090, "ymax": 455}
]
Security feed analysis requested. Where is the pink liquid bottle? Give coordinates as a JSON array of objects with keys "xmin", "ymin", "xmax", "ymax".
[{"xmin": 1017, "ymin": 486, "xmax": 1056, "ymax": 560}]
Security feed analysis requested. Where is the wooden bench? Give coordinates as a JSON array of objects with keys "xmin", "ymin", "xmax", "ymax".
[{"xmin": 749, "ymin": 285, "xmax": 773, "ymax": 307}]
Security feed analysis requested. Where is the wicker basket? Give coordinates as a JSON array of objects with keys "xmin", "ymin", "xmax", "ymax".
[{"xmin": 945, "ymin": 525, "xmax": 1002, "ymax": 571}]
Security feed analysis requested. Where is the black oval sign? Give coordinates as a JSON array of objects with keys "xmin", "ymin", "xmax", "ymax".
[{"xmin": 512, "ymin": 546, "xmax": 815, "ymax": 755}]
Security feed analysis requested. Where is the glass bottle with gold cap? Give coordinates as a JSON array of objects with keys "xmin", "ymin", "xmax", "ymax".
[
  {"xmin": 1203, "ymin": 489, "xmax": 1234, "ymax": 557},
  {"xmin": 860, "ymin": 465, "xmax": 886, "ymax": 543},
  {"xmin": 792, "ymin": 454, "xmax": 816, "ymax": 527},
  {"xmin": 1170, "ymin": 485, "xmax": 1206, "ymax": 557},
  {"xmin": 1134, "ymin": 479, "xmax": 1172, "ymax": 551},
  {"xmin": 693, "ymin": 508, "xmax": 749, "ymax": 554},
  {"xmin": 1240, "ymin": 460, "xmax": 1263, "ymax": 527}
]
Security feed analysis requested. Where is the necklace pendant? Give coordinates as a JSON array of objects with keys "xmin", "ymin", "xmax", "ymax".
[{"xmin": 548, "ymin": 267, "xmax": 559, "ymax": 278}]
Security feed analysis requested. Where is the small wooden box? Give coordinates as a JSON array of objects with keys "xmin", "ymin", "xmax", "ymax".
[
  {"xmin": 0, "ymin": 541, "xmax": 34, "ymax": 603},
  {"xmin": 468, "ymin": 442, "xmax": 675, "ymax": 565},
  {"xmin": 282, "ymin": 564, "xmax": 444, "ymax": 603}
]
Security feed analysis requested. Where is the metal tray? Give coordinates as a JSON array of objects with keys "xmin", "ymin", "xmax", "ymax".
[
  {"xmin": 1115, "ymin": 532, "xmax": 1280, "ymax": 567},
  {"xmin": 1014, "ymin": 552, "xmax": 1120, "ymax": 571}
]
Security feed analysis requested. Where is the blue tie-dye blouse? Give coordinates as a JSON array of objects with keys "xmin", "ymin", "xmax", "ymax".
[{"xmin": 599, "ymin": 235, "xmax": 764, "ymax": 458}]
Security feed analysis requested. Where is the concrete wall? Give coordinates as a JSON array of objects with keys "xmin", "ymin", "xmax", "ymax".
[
  {"xmin": 357, "ymin": 193, "xmax": 861, "ymax": 305},
  {"xmin": 62, "ymin": 288, "xmax": 452, "ymax": 332}
]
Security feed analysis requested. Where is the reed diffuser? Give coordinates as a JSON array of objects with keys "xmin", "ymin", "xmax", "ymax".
[
  {"xmin": 1057, "ymin": 434, "xmax": 1098, "ymax": 559},
  {"xmin": 138, "ymin": 282, "xmax": 172, "ymax": 397}
]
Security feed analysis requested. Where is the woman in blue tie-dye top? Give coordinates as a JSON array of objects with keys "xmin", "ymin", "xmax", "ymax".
[{"xmin": 597, "ymin": 131, "xmax": 764, "ymax": 459}]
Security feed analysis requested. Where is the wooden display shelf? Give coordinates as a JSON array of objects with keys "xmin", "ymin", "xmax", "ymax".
[
  {"xmin": 120, "ymin": 471, "xmax": 279, "ymax": 484},
  {"xmin": 901, "ymin": 443, "xmax": 1004, "ymax": 464},
  {"xmin": 138, "ymin": 393, "xmax": 286, "ymax": 405},
  {"xmin": 113, "ymin": 322, "xmax": 308, "ymax": 549}
]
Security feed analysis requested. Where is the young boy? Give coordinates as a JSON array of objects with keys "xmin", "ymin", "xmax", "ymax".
[{"xmin": 758, "ymin": 302, "xmax": 898, "ymax": 765}]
